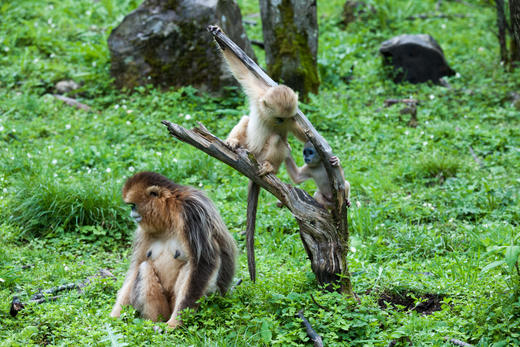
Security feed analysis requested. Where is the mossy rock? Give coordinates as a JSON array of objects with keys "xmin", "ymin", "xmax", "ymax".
[{"xmin": 108, "ymin": 0, "xmax": 256, "ymax": 93}]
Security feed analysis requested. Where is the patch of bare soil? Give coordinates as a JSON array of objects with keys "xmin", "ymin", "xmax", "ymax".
[{"xmin": 377, "ymin": 290, "xmax": 444, "ymax": 315}]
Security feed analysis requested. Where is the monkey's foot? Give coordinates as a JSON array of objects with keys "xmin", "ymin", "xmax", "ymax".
[
  {"xmin": 258, "ymin": 162, "xmax": 274, "ymax": 176},
  {"xmin": 329, "ymin": 156, "xmax": 340, "ymax": 167},
  {"xmin": 166, "ymin": 317, "xmax": 182, "ymax": 329},
  {"xmin": 110, "ymin": 307, "xmax": 121, "ymax": 318},
  {"xmin": 207, "ymin": 25, "xmax": 222, "ymax": 36}
]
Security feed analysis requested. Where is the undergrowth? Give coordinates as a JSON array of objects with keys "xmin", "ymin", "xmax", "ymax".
[{"xmin": 1, "ymin": 0, "xmax": 519, "ymax": 346}]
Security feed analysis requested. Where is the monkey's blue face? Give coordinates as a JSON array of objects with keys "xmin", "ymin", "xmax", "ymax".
[{"xmin": 303, "ymin": 147, "xmax": 315, "ymax": 164}]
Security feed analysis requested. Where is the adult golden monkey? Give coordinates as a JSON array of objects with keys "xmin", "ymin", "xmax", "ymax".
[{"xmin": 110, "ymin": 172, "xmax": 237, "ymax": 329}]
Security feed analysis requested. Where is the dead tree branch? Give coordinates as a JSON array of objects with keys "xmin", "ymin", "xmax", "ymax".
[{"xmin": 297, "ymin": 310, "xmax": 324, "ymax": 347}]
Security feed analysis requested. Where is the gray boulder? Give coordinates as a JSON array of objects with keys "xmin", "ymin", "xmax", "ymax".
[
  {"xmin": 380, "ymin": 34, "xmax": 455, "ymax": 84},
  {"xmin": 108, "ymin": 0, "xmax": 256, "ymax": 93}
]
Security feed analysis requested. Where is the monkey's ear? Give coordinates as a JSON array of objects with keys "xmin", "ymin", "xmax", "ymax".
[
  {"xmin": 146, "ymin": 186, "xmax": 160, "ymax": 198},
  {"xmin": 262, "ymin": 98, "xmax": 272, "ymax": 110}
]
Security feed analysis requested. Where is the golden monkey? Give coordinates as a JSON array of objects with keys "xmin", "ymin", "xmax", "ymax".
[
  {"xmin": 286, "ymin": 142, "xmax": 351, "ymax": 209},
  {"xmin": 110, "ymin": 172, "xmax": 237, "ymax": 329},
  {"xmin": 214, "ymin": 27, "xmax": 307, "ymax": 175}
]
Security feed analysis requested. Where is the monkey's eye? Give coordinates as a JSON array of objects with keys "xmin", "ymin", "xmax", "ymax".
[
  {"xmin": 275, "ymin": 117, "xmax": 284, "ymax": 124},
  {"xmin": 128, "ymin": 203, "xmax": 136, "ymax": 211},
  {"xmin": 149, "ymin": 191, "xmax": 158, "ymax": 197}
]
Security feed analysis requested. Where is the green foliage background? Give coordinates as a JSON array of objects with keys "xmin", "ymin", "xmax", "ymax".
[{"xmin": 1, "ymin": 0, "xmax": 519, "ymax": 345}]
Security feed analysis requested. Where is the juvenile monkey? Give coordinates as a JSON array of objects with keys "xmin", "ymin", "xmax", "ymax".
[
  {"xmin": 110, "ymin": 172, "xmax": 237, "ymax": 329},
  {"xmin": 214, "ymin": 27, "xmax": 306, "ymax": 175},
  {"xmin": 286, "ymin": 142, "xmax": 351, "ymax": 209}
]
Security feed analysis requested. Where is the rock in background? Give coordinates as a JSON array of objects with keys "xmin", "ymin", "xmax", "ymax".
[
  {"xmin": 259, "ymin": 0, "xmax": 319, "ymax": 98},
  {"xmin": 380, "ymin": 34, "xmax": 455, "ymax": 84},
  {"xmin": 108, "ymin": 0, "xmax": 256, "ymax": 93}
]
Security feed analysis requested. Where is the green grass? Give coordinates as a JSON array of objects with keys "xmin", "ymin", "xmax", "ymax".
[{"xmin": 1, "ymin": 0, "xmax": 520, "ymax": 345}]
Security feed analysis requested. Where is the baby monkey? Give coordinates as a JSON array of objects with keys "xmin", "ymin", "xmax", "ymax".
[{"xmin": 285, "ymin": 142, "xmax": 351, "ymax": 209}]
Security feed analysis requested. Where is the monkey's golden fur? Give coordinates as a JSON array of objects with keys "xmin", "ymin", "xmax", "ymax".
[
  {"xmin": 221, "ymin": 47, "xmax": 307, "ymax": 175},
  {"xmin": 110, "ymin": 172, "xmax": 237, "ymax": 329}
]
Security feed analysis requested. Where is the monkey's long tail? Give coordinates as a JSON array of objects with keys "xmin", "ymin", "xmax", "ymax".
[{"xmin": 246, "ymin": 180, "xmax": 260, "ymax": 282}]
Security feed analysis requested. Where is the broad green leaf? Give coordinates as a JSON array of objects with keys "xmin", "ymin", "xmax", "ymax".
[
  {"xmin": 481, "ymin": 260, "xmax": 506, "ymax": 273},
  {"xmin": 505, "ymin": 246, "xmax": 520, "ymax": 270}
]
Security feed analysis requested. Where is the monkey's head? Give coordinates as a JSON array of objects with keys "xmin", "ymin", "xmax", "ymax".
[
  {"xmin": 303, "ymin": 141, "xmax": 321, "ymax": 167},
  {"xmin": 260, "ymin": 85, "xmax": 298, "ymax": 127},
  {"xmin": 122, "ymin": 172, "xmax": 181, "ymax": 233}
]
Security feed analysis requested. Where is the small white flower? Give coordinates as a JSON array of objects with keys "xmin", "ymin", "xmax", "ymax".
[
  {"xmin": 114, "ymin": 104, "xmax": 119, "ymax": 109},
  {"xmin": 33, "ymin": 58, "xmax": 39, "ymax": 64},
  {"xmin": 92, "ymin": 62, "xmax": 96, "ymax": 67},
  {"xmin": 356, "ymin": 201, "xmax": 361, "ymax": 208},
  {"xmin": 3, "ymin": 188, "xmax": 7, "ymax": 194},
  {"xmin": 449, "ymin": 218, "xmax": 454, "ymax": 223},
  {"xmin": 27, "ymin": 153, "xmax": 31, "ymax": 158},
  {"xmin": 404, "ymin": 130, "xmax": 409, "ymax": 135},
  {"xmin": 86, "ymin": 10, "xmax": 91, "ymax": 16},
  {"xmin": 422, "ymin": 141, "xmax": 428, "ymax": 146},
  {"xmin": 129, "ymin": 166, "xmax": 135, "ymax": 172},
  {"xmin": 156, "ymin": 152, "xmax": 162, "ymax": 156},
  {"xmin": 420, "ymin": 131, "xmax": 424, "ymax": 135},
  {"xmin": 106, "ymin": 168, "xmax": 111, "ymax": 173},
  {"xmin": 0, "ymin": 126, "xmax": 4, "ymax": 131},
  {"xmin": 441, "ymin": 24, "xmax": 446, "ymax": 29},
  {"xmin": 54, "ymin": 173, "xmax": 58, "ymax": 177},
  {"xmin": 64, "ymin": 265, "xmax": 70, "ymax": 271},
  {"xmin": 198, "ymin": 183, "xmax": 203, "ymax": 187},
  {"xmin": 179, "ymin": 113, "xmax": 184, "ymax": 117},
  {"xmin": 126, "ymin": 121, "xmax": 131, "ymax": 125},
  {"xmin": 52, "ymin": 159, "xmax": 58, "ymax": 165},
  {"xmin": 126, "ymin": 110, "xmax": 133, "ymax": 114},
  {"xmin": 456, "ymin": 73, "xmax": 461, "ymax": 78},
  {"xmin": 185, "ymin": 114, "xmax": 192, "ymax": 120},
  {"xmin": 122, "ymin": 105, "xmax": 127, "ymax": 110},
  {"xmin": 429, "ymin": 94, "xmax": 435, "ymax": 100},
  {"xmin": 475, "ymin": 125, "xmax": 479, "ymax": 129},
  {"xmin": 350, "ymin": 246, "xmax": 356, "ymax": 253},
  {"xmin": 430, "ymin": 135, "xmax": 434, "ymax": 139},
  {"xmin": 173, "ymin": 158, "xmax": 178, "ymax": 163},
  {"xmin": 65, "ymin": 124, "xmax": 71, "ymax": 129},
  {"xmin": 4, "ymin": 47, "xmax": 9, "ymax": 52}
]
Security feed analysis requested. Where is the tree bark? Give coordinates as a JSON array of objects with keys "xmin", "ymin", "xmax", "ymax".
[
  {"xmin": 510, "ymin": 0, "xmax": 520, "ymax": 64},
  {"xmin": 258, "ymin": 0, "xmax": 320, "ymax": 98},
  {"xmin": 496, "ymin": 0, "xmax": 509, "ymax": 63}
]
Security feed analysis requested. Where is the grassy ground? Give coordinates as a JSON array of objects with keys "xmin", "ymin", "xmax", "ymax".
[{"xmin": 1, "ymin": 0, "xmax": 519, "ymax": 345}]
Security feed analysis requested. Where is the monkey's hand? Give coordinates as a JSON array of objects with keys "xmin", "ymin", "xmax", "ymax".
[
  {"xmin": 346, "ymin": 199, "xmax": 352, "ymax": 208},
  {"xmin": 225, "ymin": 138, "xmax": 241, "ymax": 150},
  {"xmin": 258, "ymin": 161, "xmax": 275, "ymax": 176},
  {"xmin": 329, "ymin": 156, "xmax": 341, "ymax": 167}
]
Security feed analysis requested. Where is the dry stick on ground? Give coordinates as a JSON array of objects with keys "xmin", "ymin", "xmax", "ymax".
[
  {"xmin": 297, "ymin": 310, "xmax": 324, "ymax": 347},
  {"xmin": 52, "ymin": 94, "xmax": 93, "ymax": 112},
  {"xmin": 9, "ymin": 269, "xmax": 115, "ymax": 317},
  {"xmin": 444, "ymin": 337, "xmax": 474, "ymax": 347},
  {"xmin": 205, "ymin": 25, "xmax": 351, "ymax": 292}
]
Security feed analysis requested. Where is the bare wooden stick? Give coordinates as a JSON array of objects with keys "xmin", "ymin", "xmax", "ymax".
[
  {"xmin": 444, "ymin": 336, "xmax": 473, "ymax": 347},
  {"xmin": 53, "ymin": 94, "xmax": 93, "ymax": 112},
  {"xmin": 297, "ymin": 310, "xmax": 324, "ymax": 347}
]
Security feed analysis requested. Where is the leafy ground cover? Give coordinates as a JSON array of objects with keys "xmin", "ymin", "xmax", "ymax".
[{"xmin": 1, "ymin": 0, "xmax": 519, "ymax": 345}]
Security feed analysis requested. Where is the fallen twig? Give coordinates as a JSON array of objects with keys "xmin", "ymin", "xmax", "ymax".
[
  {"xmin": 9, "ymin": 269, "xmax": 115, "ymax": 317},
  {"xmin": 297, "ymin": 310, "xmax": 323, "ymax": 347},
  {"xmin": 310, "ymin": 293, "xmax": 330, "ymax": 311},
  {"xmin": 468, "ymin": 146, "xmax": 484, "ymax": 169},
  {"xmin": 406, "ymin": 13, "xmax": 468, "ymax": 20},
  {"xmin": 230, "ymin": 278, "xmax": 243, "ymax": 293},
  {"xmin": 444, "ymin": 336, "xmax": 473, "ymax": 347},
  {"xmin": 53, "ymin": 94, "xmax": 93, "ymax": 112}
]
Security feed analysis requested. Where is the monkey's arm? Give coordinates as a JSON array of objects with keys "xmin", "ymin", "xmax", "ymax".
[
  {"xmin": 285, "ymin": 155, "xmax": 312, "ymax": 184},
  {"xmin": 226, "ymin": 116, "xmax": 249, "ymax": 149},
  {"xmin": 111, "ymin": 235, "xmax": 147, "ymax": 317},
  {"xmin": 221, "ymin": 49, "xmax": 268, "ymax": 102}
]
